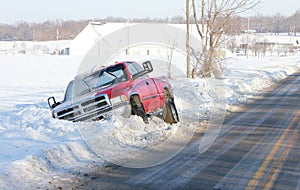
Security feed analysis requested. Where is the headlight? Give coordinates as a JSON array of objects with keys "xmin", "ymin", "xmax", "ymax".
[{"xmin": 110, "ymin": 95, "xmax": 127, "ymax": 105}]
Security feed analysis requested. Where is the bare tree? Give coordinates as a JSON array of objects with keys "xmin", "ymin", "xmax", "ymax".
[
  {"xmin": 261, "ymin": 39, "xmax": 268, "ymax": 57},
  {"xmin": 294, "ymin": 10, "xmax": 300, "ymax": 35},
  {"xmin": 166, "ymin": 40, "xmax": 176, "ymax": 79},
  {"xmin": 1, "ymin": 11, "xmax": 300, "ymax": 42},
  {"xmin": 288, "ymin": 10, "xmax": 300, "ymax": 36},
  {"xmin": 271, "ymin": 13, "xmax": 286, "ymax": 35},
  {"xmin": 227, "ymin": 36, "xmax": 237, "ymax": 53},
  {"xmin": 190, "ymin": 0, "xmax": 260, "ymax": 79}
]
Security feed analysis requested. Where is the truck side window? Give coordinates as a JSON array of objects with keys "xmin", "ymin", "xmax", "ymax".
[
  {"xmin": 127, "ymin": 62, "xmax": 145, "ymax": 78},
  {"xmin": 126, "ymin": 62, "xmax": 139, "ymax": 76},
  {"xmin": 132, "ymin": 62, "xmax": 143, "ymax": 73}
]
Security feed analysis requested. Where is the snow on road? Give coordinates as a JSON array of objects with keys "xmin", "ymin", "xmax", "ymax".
[{"xmin": 0, "ymin": 52, "xmax": 299, "ymax": 189}]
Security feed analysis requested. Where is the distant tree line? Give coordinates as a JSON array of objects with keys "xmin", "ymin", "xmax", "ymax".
[
  {"xmin": 0, "ymin": 10, "xmax": 299, "ymax": 41},
  {"xmin": 0, "ymin": 17, "xmax": 186, "ymax": 41},
  {"xmin": 0, "ymin": 20, "xmax": 89, "ymax": 41}
]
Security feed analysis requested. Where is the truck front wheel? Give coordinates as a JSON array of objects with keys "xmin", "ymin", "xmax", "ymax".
[{"xmin": 130, "ymin": 95, "xmax": 149, "ymax": 124}]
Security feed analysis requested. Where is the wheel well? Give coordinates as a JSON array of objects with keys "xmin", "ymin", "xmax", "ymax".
[
  {"xmin": 130, "ymin": 94, "xmax": 141, "ymax": 104},
  {"xmin": 130, "ymin": 95, "xmax": 142, "ymax": 114},
  {"xmin": 164, "ymin": 87, "xmax": 173, "ymax": 100}
]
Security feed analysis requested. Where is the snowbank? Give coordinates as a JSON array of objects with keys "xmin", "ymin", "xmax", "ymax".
[
  {"xmin": 0, "ymin": 53, "xmax": 299, "ymax": 189},
  {"xmin": 0, "ymin": 55, "xmax": 106, "ymax": 189},
  {"xmin": 224, "ymin": 56, "xmax": 300, "ymax": 107}
]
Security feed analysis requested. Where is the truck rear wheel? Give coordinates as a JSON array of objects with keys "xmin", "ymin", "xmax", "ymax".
[{"xmin": 163, "ymin": 89, "xmax": 179, "ymax": 124}]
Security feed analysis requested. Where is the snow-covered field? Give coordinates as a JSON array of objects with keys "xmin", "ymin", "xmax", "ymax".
[{"xmin": 0, "ymin": 51, "xmax": 299, "ymax": 189}]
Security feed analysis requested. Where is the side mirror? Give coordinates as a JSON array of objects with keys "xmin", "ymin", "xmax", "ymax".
[
  {"xmin": 142, "ymin": 61, "xmax": 153, "ymax": 73},
  {"xmin": 48, "ymin": 96, "xmax": 59, "ymax": 109},
  {"xmin": 132, "ymin": 61, "xmax": 154, "ymax": 80}
]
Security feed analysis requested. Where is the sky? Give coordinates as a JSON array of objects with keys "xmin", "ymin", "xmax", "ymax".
[{"xmin": 0, "ymin": 0, "xmax": 299, "ymax": 24}]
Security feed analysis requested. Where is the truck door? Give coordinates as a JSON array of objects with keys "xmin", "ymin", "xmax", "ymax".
[{"xmin": 126, "ymin": 62, "xmax": 161, "ymax": 113}]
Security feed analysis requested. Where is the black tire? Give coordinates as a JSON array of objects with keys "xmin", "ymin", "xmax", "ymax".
[
  {"xmin": 130, "ymin": 95, "xmax": 149, "ymax": 124},
  {"xmin": 163, "ymin": 99, "xmax": 179, "ymax": 124}
]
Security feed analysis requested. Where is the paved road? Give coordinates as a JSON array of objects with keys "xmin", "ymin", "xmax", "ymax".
[{"xmin": 77, "ymin": 73, "xmax": 300, "ymax": 190}]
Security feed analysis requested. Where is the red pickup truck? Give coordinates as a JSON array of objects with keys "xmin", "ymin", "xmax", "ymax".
[{"xmin": 47, "ymin": 61, "xmax": 179, "ymax": 124}]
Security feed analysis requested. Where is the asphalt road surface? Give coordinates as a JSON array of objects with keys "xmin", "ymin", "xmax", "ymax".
[{"xmin": 77, "ymin": 73, "xmax": 300, "ymax": 190}]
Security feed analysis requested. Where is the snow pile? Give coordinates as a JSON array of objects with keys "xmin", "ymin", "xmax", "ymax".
[
  {"xmin": 0, "ymin": 103, "xmax": 107, "ymax": 189},
  {"xmin": 223, "ymin": 56, "xmax": 300, "ymax": 107},
  {"xmin": 0, "ymin": 52, "xmax": 299, "ymax": 188},
  {"xmin": 77, "ymin": 79, "xmax": 201, "ymax": 168},
  {"xmin": 0, "ymin": 55, "xmax": 105, "ymax": 189}
]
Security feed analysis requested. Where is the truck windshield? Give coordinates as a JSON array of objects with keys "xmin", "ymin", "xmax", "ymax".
[{"xmin": 64, "ymin": 64, "xmax": 127, "ymax": 101}]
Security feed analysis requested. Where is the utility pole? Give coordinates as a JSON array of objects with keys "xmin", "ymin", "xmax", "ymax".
[
  {"xmin": 127, "ymin": 20, "xmax": 130, "ymax": 55},
  {"xmin": 246, "ymin": 17, "xmax": 250, "ymax": 59},
  {"xmin": 186, "ymin": 0, "xmax": 191, "ymax": 78},
  {"xmin": 56, "ymin": 28, "xmax": 59, "ymax": 52}
]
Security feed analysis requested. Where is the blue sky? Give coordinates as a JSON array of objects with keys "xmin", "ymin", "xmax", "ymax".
[{"xmin": 0, "ymin": 0, "xmax": 299, "ymax": 24}]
